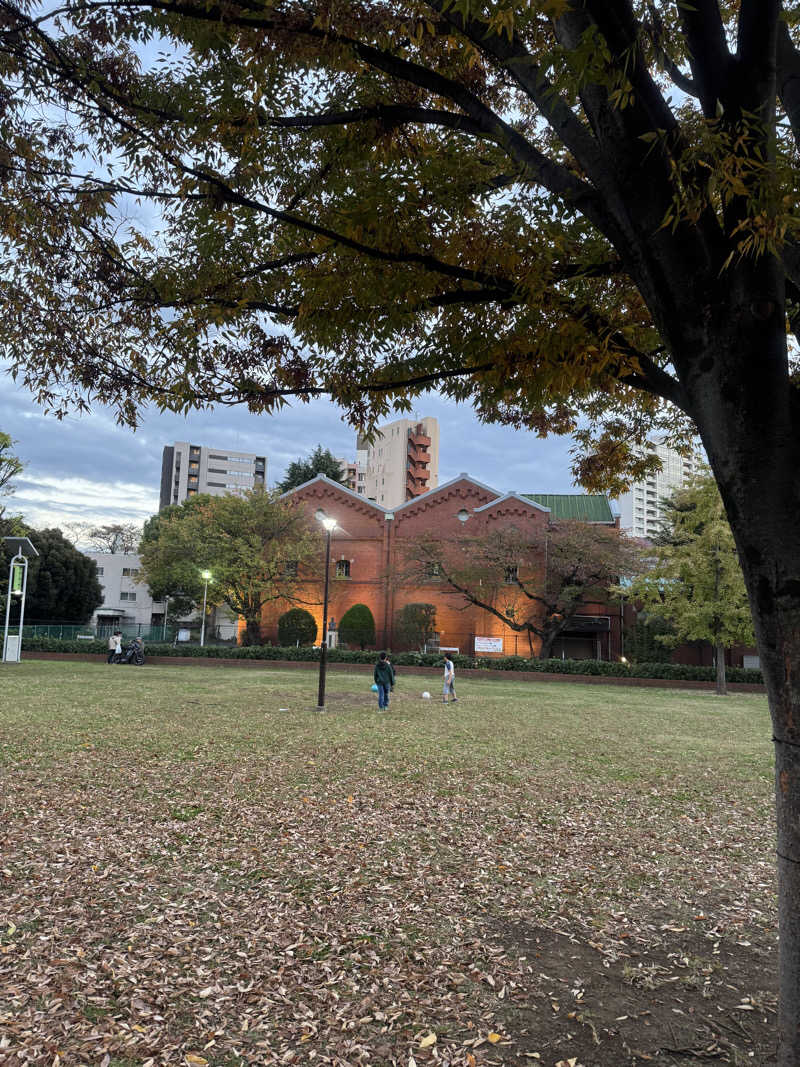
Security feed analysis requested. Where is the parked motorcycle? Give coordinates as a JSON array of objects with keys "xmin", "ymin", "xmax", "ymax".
[{"xmin": 119, "ymin": 638, "xmax": 145, "ymax": 666}]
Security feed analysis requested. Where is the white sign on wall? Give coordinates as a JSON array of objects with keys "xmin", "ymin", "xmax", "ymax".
[{"xmin": 474, "ymin": 636, "xmax": 503, "ymax": 653}]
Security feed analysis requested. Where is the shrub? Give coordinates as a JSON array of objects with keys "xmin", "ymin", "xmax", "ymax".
[
  {"xmin": 18, "ymin": 637, "xmax": 765, "ymax": 685},
  {"xmin": 394, "ymin": 603, "xmax": 437, "ymax": 651},
  {"xmin": 338, "ymin": 603, "xmax": 376, "ymax": 649},
  {"xmin": 277, "ymin": 608, "xmax": 318, "ymax": 646}
]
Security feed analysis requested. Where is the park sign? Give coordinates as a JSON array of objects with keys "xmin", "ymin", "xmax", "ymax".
[
  {"xmin": 2, "ymin": 536, "xmax": 38, "ymax": 663},
  {"xmin": 474, "ymin": 636, "xmax": 503, "ymax": 654}
]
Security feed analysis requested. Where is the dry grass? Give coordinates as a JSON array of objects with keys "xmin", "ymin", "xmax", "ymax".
[{"xmin": 0, "ymin": 661, "xmax": 777, "ymax": 1066}]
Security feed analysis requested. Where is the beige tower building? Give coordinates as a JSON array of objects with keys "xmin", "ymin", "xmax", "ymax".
[{"xmin": 362, "ymin": 416, "xmax": 439, "ymax": 508}]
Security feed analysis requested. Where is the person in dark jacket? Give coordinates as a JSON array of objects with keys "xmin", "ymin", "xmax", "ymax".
[{"xmin": 373, "ymin": 651, "xmax": 395, "ymax": 711}]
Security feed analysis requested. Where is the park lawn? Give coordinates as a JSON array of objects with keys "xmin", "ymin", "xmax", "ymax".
[{"xmin": 0, "ymin": 661, "xmax": 778, "ymax": 1066}]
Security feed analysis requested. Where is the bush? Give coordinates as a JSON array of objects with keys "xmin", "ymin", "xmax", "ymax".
[
  {"xmin": 277, "ymin": 608, "xmax": 318, "ymax": 646},
  {"xmin": 18, "ymin": 637, "xmax": 765, "ymax": 684},
  {"xmin": 338, "ymin": 604, "xmax": 376, "ymax": 649},
  {"xmin": 394, "ymin": 603, "xmax": 437, "ymax": 651}
]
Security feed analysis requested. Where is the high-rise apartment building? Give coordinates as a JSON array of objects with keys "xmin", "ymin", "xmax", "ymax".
[
  {"xmin": 337, "ymin": 418, "xmax": 439, "ymax": 508},
  {"xmin": 616, "ymin": 440, "xmax": 697, "ymax": 539},
  {"xmin": 159, "ymin": 442, "xmax": 267, "ymax": 509}
]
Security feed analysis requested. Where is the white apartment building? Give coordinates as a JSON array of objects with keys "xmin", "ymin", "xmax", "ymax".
[
  {"xmin": 86, "ymin": 552, "xmax": 166, "ymax": 634},
  {"xmin": 616, "ymin": 440, "xmax": 697, "ymax": 539},
  {"xmin": 159, "ymin": 442, "xmax": 267, "ymax": 509}
]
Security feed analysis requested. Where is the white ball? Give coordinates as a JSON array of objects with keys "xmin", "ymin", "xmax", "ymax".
[{"xmin": 422, "ymin": 691, "xmax": 431, "ymax": 699}]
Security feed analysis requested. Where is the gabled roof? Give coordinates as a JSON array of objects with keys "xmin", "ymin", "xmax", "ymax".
[
  {"xmin": 391, "ymin": 472, "xmax": 501, "ymax": 513},
  {"xmin": 523, "ymin": 493, "xmax": 615, "ymax": 523},
  {"xmin": 279, "ymin": 474, "xmax": 388, "ymax": 512},
  {"xmin": 474, "ymin": 492, "xmax": 550, "ymax": 514}
]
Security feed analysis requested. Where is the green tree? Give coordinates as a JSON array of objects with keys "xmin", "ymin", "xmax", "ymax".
[
  {"xmin": 338, "ymin": 603, "xmax": 376, "ymax": 650},
  {"xmin": 277, "ymin": 447, "xmax": 347, "ymax": 493},
  {"xmin": 18, "ymin": 528, "xmax": 103, "ymax": 623},
  {"xmin": 7, "ymin": 3, "xmax": 800, "ymax": 1049},
  {"xmin": 411, "ymin": 522, "xmax": 642, "ymax": 659},
  {"xmin": 139, "ymin": 490, "xmax": 320, "ymax": 645},
  {"xmin": 623, "ymin": 614, "xmax": 675, "ymax": 666},
  {"xmin": 625, "ymin": 477, "xmax": 754, "ymax": 696},
  {"xmin": 278, "ymin": 607, "xmax": 318, "ymax": 646},
  {"xmin": 394, "ymin": 603, "xmax": 437, "ymax": 652},
  {"xmin": 0, "ymin": 433, "xmax": 24, "ymax": 522}
]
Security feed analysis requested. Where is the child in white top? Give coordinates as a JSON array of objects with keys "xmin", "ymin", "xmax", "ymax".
[{"xmin": 442, "ymin": 655, "xmax": 457, "ymax": 704}]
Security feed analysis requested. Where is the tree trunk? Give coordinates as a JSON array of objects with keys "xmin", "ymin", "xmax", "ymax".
[
  {"xmin": 714, "ymin": 641, "xmax": 728, "ymax": 696},
  {"xmin": 681, "ymin": 286, "xmax": 800, "ymax": 1064},
  {"xmin": 537, "ymin": 630, "xmax": 556, "ymax": 660},
  {"xmin": 241, "ymin": 617, "xmax": 262, "ymax": 646}
]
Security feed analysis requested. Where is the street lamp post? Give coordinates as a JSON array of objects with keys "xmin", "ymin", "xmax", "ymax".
[
  {"xmin": 200, "ymin": 570, "xmax": 212, "ymax": 647},
  {"xmin": 316, "ymin": 513, "xmax": 337, "ymax": 710}
]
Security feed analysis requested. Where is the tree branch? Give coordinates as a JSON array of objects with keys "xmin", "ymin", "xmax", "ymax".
[
  {"xmin": 777, "ymin": 18, "xmax": 800, "ymax": 151},
  {"xmin": 676, "ymin": 0, "xmax": 733, "ymax": 118}
]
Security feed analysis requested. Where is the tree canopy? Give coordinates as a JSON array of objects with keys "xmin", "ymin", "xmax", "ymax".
[
  {"xmin": 277, "ymin": 446, "xmax": 347, "ymax": 493},
  {"xmin": 138, "ymin": 489, "xmax": 320, "ymax": 644},
  {"xmin": 408, "ymin": 519, "xmax": 642, "ymax": 658},
  {"xmin": 0, "ymin": 432, "xmax": 24, "ymax": 523},
  {"xmin": 15, "ymin": 527, "xmax": 103, "ymax": 623},
  {"xmin": 624, "ymin": 475, "xmax": 754, "ymax": 694},
  {"xmin": 394, "ymin": 602, "xmax": 437, "ymax": 652}
]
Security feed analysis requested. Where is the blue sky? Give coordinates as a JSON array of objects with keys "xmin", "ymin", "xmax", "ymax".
[{"xmin": 1, "ymin": 375, "xmax": 582, "ymax": 530}]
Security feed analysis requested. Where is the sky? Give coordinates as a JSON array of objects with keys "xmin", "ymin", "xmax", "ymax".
[{"xmin": 0, "ymin": 373, "xmax": 584, "ymax": 531}]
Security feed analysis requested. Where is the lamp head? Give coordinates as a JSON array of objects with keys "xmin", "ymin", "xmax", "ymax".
[
  {"xmin": 201, "ymin": 570, "xmax": 212, "ymax": 581},
  {"xmin": 316, "ymin": 510, "xmax": 337, "ymax": 532}
]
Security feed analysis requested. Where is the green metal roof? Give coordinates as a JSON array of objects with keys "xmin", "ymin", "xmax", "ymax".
[{"xmin": 523, "ymin": 493, "xmax": 615, "ymax": 523}]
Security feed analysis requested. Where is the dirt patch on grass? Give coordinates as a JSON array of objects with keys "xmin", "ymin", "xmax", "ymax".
[{"xmin": 488, "ymin": 918, "xmax": 777, "ymax": 1065}]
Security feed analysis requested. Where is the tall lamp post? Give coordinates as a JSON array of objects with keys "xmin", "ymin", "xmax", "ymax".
[
  {"xmin": 316, "ymin": 512, "xmax": 337, "ymax": 710},
  {"xmin": 200, "ymin": 570, "xmax": 212, "ymax": 647}
]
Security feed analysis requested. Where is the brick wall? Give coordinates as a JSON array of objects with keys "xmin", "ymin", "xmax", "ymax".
[{"xmin": 263, "ymin": 477, "xmax": 623, "ymax": 659}]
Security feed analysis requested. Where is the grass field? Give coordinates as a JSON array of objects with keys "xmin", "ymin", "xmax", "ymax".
[{"xmin": 0, "ymin": 661, "xmax": 779, "ymax": 1066}]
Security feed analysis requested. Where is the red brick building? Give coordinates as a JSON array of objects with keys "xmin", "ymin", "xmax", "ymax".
[{"xmin": 261, "ymin": 474, "xmax": 623, "ymax": 659}]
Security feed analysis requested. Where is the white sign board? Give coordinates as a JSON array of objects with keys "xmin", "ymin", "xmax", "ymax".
[
  {"xmin": 474, "ymin": 636, "xmax": 503, "ymax": 653},
  {"xmin": 177, "ymin": 629, "xmax": 191, "ymax": 643}
]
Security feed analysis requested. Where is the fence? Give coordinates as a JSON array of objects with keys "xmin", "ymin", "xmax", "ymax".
[{"xmin": 17, "ymin": 621, "xmax": 241, "ymax": 645}]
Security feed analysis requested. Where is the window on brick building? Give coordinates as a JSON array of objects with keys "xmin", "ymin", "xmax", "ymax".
[
  {"xmin": 284, "ymin": 560, "xmax": 298, "ymax": 578},
  {"xmin": 504, "ymin": 564, "xmax": 519, "ymax": 584},
  {"xmin": 335, "ymin": 559, "xmax": 350, "ymax": 578},
  {"xmin": 424, "ymin": 562, "xmax": 441, "ymax": 580}
]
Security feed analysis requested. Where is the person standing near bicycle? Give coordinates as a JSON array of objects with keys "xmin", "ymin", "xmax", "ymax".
[
  {"xmin": 442, "ymin": 654, "xmax": 458, "ymax": 704},
  {"xmin": 107, "ymin": 630, "xmax": 122, "ymax": 664}
]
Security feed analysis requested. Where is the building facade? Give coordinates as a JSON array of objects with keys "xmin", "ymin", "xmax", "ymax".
[
  {"xmin": 263, "ymin": 474, "xmax": 621, "ymax": 658},
  {"xmin": 615, "ymin": 441, "xmax": 697, "ymax": 539},
  {"xmin": 85, "ymin": 552, "xmax": 166, "ymax": 635},
  {"xmin": 159, "ymin": 442, "xmax": 267, "ymax": 509}
]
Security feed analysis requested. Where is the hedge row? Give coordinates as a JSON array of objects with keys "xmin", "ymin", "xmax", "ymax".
[{"xmin": 21, "ymin": 637, "xmax": 764, "ymax": 684}]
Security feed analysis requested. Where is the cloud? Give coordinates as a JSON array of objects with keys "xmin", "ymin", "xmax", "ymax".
[
  {"xmin": 1, "ymin": 372, "xmax": 580, "ymax": 530},
  {"xmin": 12, "ymin": 473, "xmax": 158, "ymax": 528}
]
